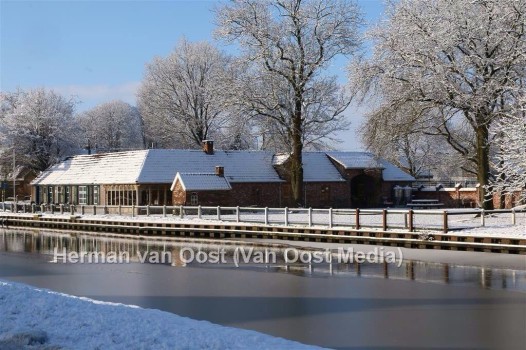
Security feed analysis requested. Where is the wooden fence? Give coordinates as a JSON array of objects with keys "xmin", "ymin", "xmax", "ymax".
[{"xmin": 1, "ymin": 202, "xmax": 525, "ymax": 233}]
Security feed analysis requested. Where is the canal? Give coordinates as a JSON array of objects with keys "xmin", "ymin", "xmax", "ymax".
[{"xmin": 1, "ymin": 228, "xmax": 525, "ymax": 349}]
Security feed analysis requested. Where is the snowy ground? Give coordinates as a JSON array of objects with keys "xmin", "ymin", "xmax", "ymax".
[
  {"xmin": 1, "ymin": 207, "xmax": 525, "ymax": 238},
  {"xmin": 0, "ymin": 280, "xmax": 322, "ymax": 350}
]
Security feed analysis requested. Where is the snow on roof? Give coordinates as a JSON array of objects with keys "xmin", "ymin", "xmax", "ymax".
[
  {"xmin": 33, "ymin": 149, "xmax": 283, "ymax": 186},
  {"xmin": 31, "ymin": 149, "xmax": 413, "ymax": 186},
  {"xmin": 171, "ymin": 173, "xmax": 232, "ymax": 191},
  {"xmin": 378, "ymin": 159, "xmax": 415, "ymax": 182},
  {"xmin": 327, "ymin": 152, "xmax": 415, "ymax": 182},
  {"xmin": 272, "ymin": 153, "xmax": 289, "ymax": 166},
  {"xmin": 302, "ymin": 152, "xmax": 346, "ymax": 182},
  {"xmin": 31, "ymin": 151, "xmax": 148, "ymax": 185},
  {"xmin": 138, "ymin": 149, "xmax": 283, "ymax": 184},
  {"xmin": 326, "ymin": 152, "xmax": 383, "ymax": 169}
]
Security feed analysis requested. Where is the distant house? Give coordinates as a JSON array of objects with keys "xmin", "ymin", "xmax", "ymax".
[
  {"xmin": 3, "ymin": 166, "xmax": 38, "ymax": 201},
  {"xmin": 31, "ymin": 141, "xmax": 415, "ymax": 208}
]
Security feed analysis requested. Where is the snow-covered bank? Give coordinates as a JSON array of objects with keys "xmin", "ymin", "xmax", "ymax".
[{"xmin": 0, "ymin": 281, "xmax": 322, "ymax": 350}]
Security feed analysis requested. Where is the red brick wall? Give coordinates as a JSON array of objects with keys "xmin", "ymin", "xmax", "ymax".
[
  {"xmin": 412, "ymin": 189, "xmax": 478, "ymax": 208},
  {"xmin": 304, "ymin": 182, "xmax": 350, "ymax": 208},
  {"xmin": 229, "ymin": 183, "xmax": 283, "ymax": 207},
  {"xmin": 172, "ymin": 181, "xmax": 186, "ymax": 205}
]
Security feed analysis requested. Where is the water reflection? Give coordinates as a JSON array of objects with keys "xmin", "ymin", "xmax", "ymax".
[{"xmin": 1, "ymin": 229, "xmax": 525, "ymax": 293}]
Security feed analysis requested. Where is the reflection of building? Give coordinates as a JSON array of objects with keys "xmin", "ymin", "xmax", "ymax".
[{"xmin": 31, "ymin": 141, "xmax": 414, "ymax": 208}]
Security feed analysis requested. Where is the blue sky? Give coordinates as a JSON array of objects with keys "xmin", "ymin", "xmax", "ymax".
[{"xmin": 1, "ymin": 0, "xmax": 385, "ymax": 150}]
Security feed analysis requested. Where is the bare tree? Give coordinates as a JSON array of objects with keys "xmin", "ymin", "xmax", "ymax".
[
  {"xmin": 349, "ymin": 0, "xmax": 526, "ymax": 209},
  {"xmin": 138, "ymin": 38, "xmax": 236, "ymax": 149},
  {"xmin": 216, "ymin": 0, "xmax": 362, "ymax": 206},
  {"xmin": 77, "ymin": 100, "xmax": 144, "ymax": 152},
  {"xmin": 0, "ymin": 88, "xmax": 77, "ymax": 172}
]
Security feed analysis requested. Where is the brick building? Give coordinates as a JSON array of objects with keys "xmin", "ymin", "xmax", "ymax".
[{"xmin": 31, "ymin": 141, "xmax": 415, "ymax": 208}]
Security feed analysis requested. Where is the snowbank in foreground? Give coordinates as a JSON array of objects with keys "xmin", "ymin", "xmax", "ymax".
[{"xmin": 0, "ymin": 281, "xmax": 322, "ymax": 350}]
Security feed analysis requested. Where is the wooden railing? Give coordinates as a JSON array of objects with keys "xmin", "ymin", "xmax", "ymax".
[{"xmin": 1, "ymin": 202, "xmax": 525, "ymax": 233}]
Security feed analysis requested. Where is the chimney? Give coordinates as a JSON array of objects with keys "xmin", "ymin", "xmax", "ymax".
[
  {"xmin": 215, "ymin": 166, "xmax": 224, "ymax": 177},
  {"xmin": 202, "ymin": 140, "xmax": 214, "ymax": 155}
]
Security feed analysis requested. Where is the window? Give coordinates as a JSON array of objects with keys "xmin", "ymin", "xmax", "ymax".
[
  {"xmin": 190, "ymin": 192, "xmax": 198, "ymax": 205},
  {"xmin": 93, "ymin": 186, "xmax": 99, "ymax": 205},
  {"xmin": 64, "ymin": 186, "xmax": 70, "ymax": 204},
  {"xmin": 48, "ymin": 187, "xmax": 53, "ymax": 204},
  {"xmin": 79, "ymin": 186, "xmax": 87, "ymax": 205},
  {"xmin": 57, "ymin": 186, "xmax": 63, "ymax": 203}
]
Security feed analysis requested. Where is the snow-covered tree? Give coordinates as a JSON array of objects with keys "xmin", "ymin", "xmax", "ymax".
[
  {"xmin": 216, "ymin": 0, "xmax": 362, "ymax": 206},
  {"xmin": 77, "ymin": 100, "xmax": 144, "ymax": 152},
  {"xmin": 138, "ymin": 38, "xmax": 236, "ymax": 149},
  {"xmin": 0, "ymin": 88, "xmax": 77, "ymax": 172},
  {"xmin": 349, "ymin": 0, "xmax": 526, "ymax": 209},
  {"xmin": 489, "ymin": 94, "xmax": 526, "ymax": 205}
]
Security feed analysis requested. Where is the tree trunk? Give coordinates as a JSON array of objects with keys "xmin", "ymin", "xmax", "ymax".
[
  {"xmin": 290, "ymin": 103, "xmax": 304, "ymax": 207},
  {"xmin": 476, "ymin": 125, "xmax": 493, "ymax": 210}
]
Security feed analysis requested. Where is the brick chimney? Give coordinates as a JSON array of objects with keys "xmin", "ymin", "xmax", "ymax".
[
  {"xmin": 215, "ymin": 166, "xmax": 224, "ymax": 177},
  {"xmin": 202, "ymin": 140, "xmax": 214, "ymax": 155}
]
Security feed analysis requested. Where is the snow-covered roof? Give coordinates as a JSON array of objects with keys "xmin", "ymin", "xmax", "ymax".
[
  {"xmin": 31, "ymin": 151, "xmax": 148, "ymax": 185},
  {"xmin": 326, "ymin": 152, "xmax": 383, "ymax": 169},
  {"xmin": 327, "ymin": 152, "xmax": 415, "ymax": 182},
  {"xmin": 171, "ymin": 173, "xmax": 232, "ymax": 191},
  {"xmin": 31, "ymin": 149, "xmax": 414, "ymax": 186},
  {"xmin": 272, "ymin": 152, "xmax": 346, "ymax": 182},
  {"xmin": 138, "ymin": 149, "xmax": 283, "ymax": 183},
  {"xmin": 32, "ymin": 149, "xmax": 283, "ymax": 185},
  {"xmin": 378, "ymin": 159, "xmax": 415, "ymax": 182},
  {"xmin": 303, "ymin": 153, "xmax": 346, "ymax": 182}
]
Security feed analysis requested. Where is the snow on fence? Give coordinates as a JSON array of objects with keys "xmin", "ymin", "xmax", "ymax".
[{"xmin": 0, "ymin": 202, "xmax": 525, "ymax": 233}]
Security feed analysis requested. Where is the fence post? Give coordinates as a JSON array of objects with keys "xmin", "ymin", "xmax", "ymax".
[
  {"xmin": 443, "ymin": 211, "xmax": 448, "ymax": 233},
  {"xmin": 81, "ymin": 205, "xmax": 85, "ymax": 215},
  {"xmin": 284, "ymin": 207, "xmax": 289, "ymax": 226},
  {"xmin": 355, "ymin": 208, "xmax": 360, "ymax": 230},
  {"xmin": 512, "ymin": 209, "xmax": 516, "ymax": 225},
  {"xmin": 131, "ymin": 205, "xmax": 135, "ymax": 218},
  {"xmin": 51, "ymin": 204, "xmax": 55, "ymax": 214},
  {"xmin": 264, "ymin": 207, "xmax": 269, "ymax": 225},
  {"xmin": 179, "ymin": 205, "xmax": 184, "ymax": 219},
  {"xmin": 198, "ymin": 205, "xmax": 202, "ymax": 219},
  {"xmin": 408, "ymin": 209, "xmax": 414, "ymax": 232},
  {"xmin": 93, "ymin": 205, "xmax": 97, "ymax": 215},
  {"xmin": 480, "ymin": 209, "xmax": 485, "ymax": 227},
  {"xmin": 236, "ymin": 206, "xmax": 240, "ymax": 222},
  {"xmin": 328, "ymin": 208, "xmax": 333, "ymax": 228},
  {"xmin": 60, "ymin": 204, "xmax": 64, "ymax": 214},
  {"xmin": 163, "ymin": 205, "xmax": 167, "ymax": 218},
  {"xmin": 146, "ymin": 205, "xmax": 150, "ymax": 216},
  {"xmin": 31, "ymin": 204, "xmax": 35, "ymax": 214},
  {"xmin": 118, "ymin": 205, "xmax": 122, "ymax": 216},
  {"xmin": 217, "ymin": 206, "xmax": 221, "ymax": 221},
  {"xmin": 382, "ymin": 209, "xmax": 387, "ymax": 231},
  {"xmin": 308, "ymin": 207, "xmax": 312, "ymax": 227}
]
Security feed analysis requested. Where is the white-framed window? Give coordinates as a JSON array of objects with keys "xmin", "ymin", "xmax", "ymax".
[
  {"xmin": 79, "ymin": 186, "xmax": 88, "ymax": 205},
  {"xmin": 48, "ymin": 186, "xmax": 53, "ymax": 203},
  {"xmin": 190, "ymin": 192, "xmax": 198, "ymax": 205},
  {"xmin": 93, "ymin": 186, "xmax": 99, "ymax": 205}
]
